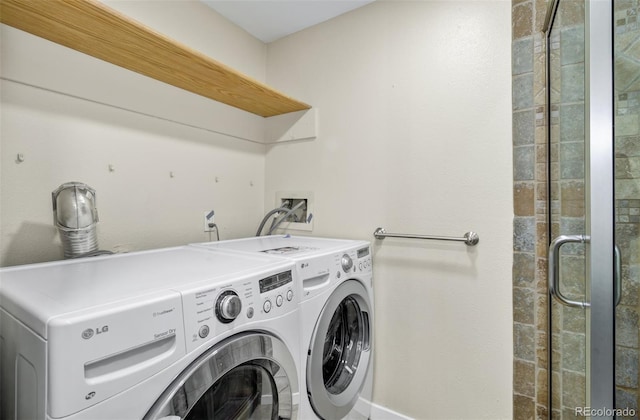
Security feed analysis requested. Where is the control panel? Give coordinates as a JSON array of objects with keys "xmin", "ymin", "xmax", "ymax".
[
  {"xmin": 181, "ymin": 266, "xmax": 297, "ymax": 353},
  {"xmin": 356, "ymin": 246, "xmax": 372, "ymax": 272},
  {"xmin": 301, "ymin": 245, "xmax": 373, "ymax": 299},
  {"xmin": 338, "ymin": 246, "xmax": 372, "ymax": 275}
]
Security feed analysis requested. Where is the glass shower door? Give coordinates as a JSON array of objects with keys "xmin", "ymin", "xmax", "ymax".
[
  {"xmin": 614, "ymin": 0, "xmax": 640, "ymax": 415},
  {"xmin": 547, "ymin": 0, "xmax": 616, "ymax": 417},
  {"xmin": 547, "ymin": 0, "xmax": 589, "ymax": 415}
]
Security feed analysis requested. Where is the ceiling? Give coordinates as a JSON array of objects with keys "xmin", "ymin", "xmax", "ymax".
[{"xmin": 201, "ymin": 0, "xmax": 375, "ymax": 43}]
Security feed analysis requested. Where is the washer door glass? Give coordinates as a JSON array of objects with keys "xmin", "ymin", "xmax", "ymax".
[
  {"xmin": 145, "ymin": 333, "xmax": 298, "ymax": 420},
  {"xmin": 307, "ymin": 280, "xmax": 371, "ymax": 419},
  {"xmin": 184, "ymin": 364, "xmax": 277, "ymax": 419}
]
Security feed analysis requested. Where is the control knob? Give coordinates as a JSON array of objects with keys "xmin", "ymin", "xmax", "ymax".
[
  {"xmin": 216, "ymin": 291, "xmax": 242, "ymax": 323},
  {"xmin": 341, "ymin": 254, "xmax": 353, "ymax": 272}
]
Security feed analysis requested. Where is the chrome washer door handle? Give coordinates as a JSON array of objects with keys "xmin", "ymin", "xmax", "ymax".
[{"xmin": 548, "ymin": 235, "xmax": 590, "ymax": 308}]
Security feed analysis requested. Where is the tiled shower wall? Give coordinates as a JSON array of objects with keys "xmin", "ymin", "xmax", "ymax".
[
  {"xmin": 548, "ymin": 3, "xmax": 588, "ymax": 417},
  {"xmin": 513, "ymin": 0, "xmax": 640, "ymax": 418},
  {"xmin": 512, "ymin": 0, "xmax": 550, "ymax": 418}
]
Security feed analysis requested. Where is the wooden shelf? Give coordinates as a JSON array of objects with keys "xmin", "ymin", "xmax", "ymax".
[{"xmin": 0, "ymin": 0, "xmax": 311, "ymax": 117}]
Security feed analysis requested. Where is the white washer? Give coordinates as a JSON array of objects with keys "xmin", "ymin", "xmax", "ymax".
[
  {"xmin": 191, "ymin": 236, "xmax": 374, "ymax": 420},
  {"xmin": 0, "ymin": 246, "xmax": 300, "ymax": 420}
]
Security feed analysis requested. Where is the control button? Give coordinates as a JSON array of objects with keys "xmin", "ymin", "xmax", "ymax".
[
  {"xmin": 215, "ymin": 291, "xmax": 242, "ymax": 323},
  {"xmin": 286, "ymin": 290, "xmax": 294, "ymax": 301},
  {"xmin": 276, "ymin": 295, "xmax": 284, "ymax": 307},
  {"xmin": 359, "ymin": 262, "xmax": 363, "ymax": 270},
  {"xmin": 247, "ymin": 307, "xmax": 254, "ymax": 318},
  {"xmin": 263, "ymin": 300, "xmax": 272, "ymax": 313},
  {"xmin": 198, "ymin": 325, "xmax": 210, "ymax": 339},
  {"xmin": 341, "ymin": 254, "xmax": 353, "ymax": 272}
]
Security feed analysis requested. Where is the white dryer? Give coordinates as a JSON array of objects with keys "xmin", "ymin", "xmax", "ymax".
[
  {"xmin": 191, "ymin": 236, "xmax": 374, "ymax": 420},
  {"xmin": 0, "ymin": 246, "xmax": 300, "ymax": 420}
]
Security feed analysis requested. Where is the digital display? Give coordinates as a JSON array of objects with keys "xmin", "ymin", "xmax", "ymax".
[
  {"xmin": 357, "ymin": 247, "xmax": 370, "ymax": 258},
  {"xmin": 259, "ymin": 270, "xmax": 292, "ymax": 293}
]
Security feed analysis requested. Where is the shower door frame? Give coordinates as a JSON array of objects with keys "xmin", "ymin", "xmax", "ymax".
[
  {"xmin": 584, "ymin": 0, "xmax": 615, "ymax": 411},
  {"xmin": 545, "ymin": 0, "xmax": 615, "ymax": 415}
]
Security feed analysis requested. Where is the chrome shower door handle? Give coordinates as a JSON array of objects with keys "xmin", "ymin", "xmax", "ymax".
[
  {"xmin": 548, "ymin": 235, "xmax": 590, "ymax": 309},
  {"xmin": 615, "ymin": 244, "xmax": 622, "ymax": 307}
]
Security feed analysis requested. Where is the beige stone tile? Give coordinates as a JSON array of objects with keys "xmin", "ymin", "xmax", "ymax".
[
  {"xmin": 536, "ymin": 404, "xmax": 549, "ymax": 420},
  {"xmin": 560, "ymin": 180, "xmax": 585, "ymax": 217},
  {"xmin": 536, "ymin": 293, "xmax": 548, "ymax": 332},
  {"xmin": 536, "ymin": 368, "xmax": 548, "ymax": 406},
  {"xmin": 515, "ymin": 359, "xmax": 537, "ymax": 397},
  {"xmin": 514, "ymin": 252, "xmax": 536, "ymax": 287},
  {"xmin": 535, "ymin": 162, "xmax": 547, "ymax": 182},
  {"xmin": 535, "ymin": 124, "xmax": 546, "ymax": 144},
  {"xmin": 514, "ymin": 394, "xmax": 536, "ymax": 420},
  {"xmin": 536, "ymin": 222, "xmax": 548, "ymax": 257},
  {"xmin": 536, "ymin": 144, "xmax": 547, "ymax": 164},
  {"xmin": 515, "ymin": 287, "xmax": 536, "ymax": 325},
  {"xmin": 513, "ymin": 2, "xmax": 534, "ymax": 39},
  {"xmin": 536, "ymin": 258, "xmax": 548, "ymax": 293},
  {"xmin": 557, "ymin": 0, "xmax": 584, "ymax": 27},
  {"xmin": 562, "ymin": 370, "xmax": 586, "ymax": 408},
  {"xmin": 536, "ymin": 182, "xmax": 547, "ymax": 202},
  {"xmin": 534, "ymin": 0, "xmax": 550, "ymax": 33},
  {"xmin": 515, "ymin": 182, "xmax": 536, "ymax": 216}
]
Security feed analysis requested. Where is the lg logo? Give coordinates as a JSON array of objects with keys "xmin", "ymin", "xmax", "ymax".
[{"xmin": 81, "ymin": 326, "xmax": 109, "ymax": 339}]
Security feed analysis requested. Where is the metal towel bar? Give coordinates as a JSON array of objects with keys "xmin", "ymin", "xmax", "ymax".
[{"xmin": 373, "ymin": 227, "xmax": 480, "ymax": 246}]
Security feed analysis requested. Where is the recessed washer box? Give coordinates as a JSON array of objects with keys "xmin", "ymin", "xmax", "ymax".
[{"xmin": 275, "ymin": 191, "xmax": 314, "ymax": 232}]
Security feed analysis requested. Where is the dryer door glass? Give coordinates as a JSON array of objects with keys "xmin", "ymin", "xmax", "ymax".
[
  {"xmin": 323, "ymin": 296, "xmax": 365, "ymax": 394},
  {"xmin": 144, "ymin": 333, "xmax": 298, "ymax": 420},
  {"xmin": 307, "ymin": 280, "xmax": 372, "ymax": 419}
]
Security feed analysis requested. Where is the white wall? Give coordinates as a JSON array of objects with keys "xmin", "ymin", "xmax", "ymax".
[
  {"xmin": 265, "ymin": 1, "xmax": 513, "ymax": 419},
  {"xmin": 0, "ymin": 1, "xmax": 268, "ymax": 266}
]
